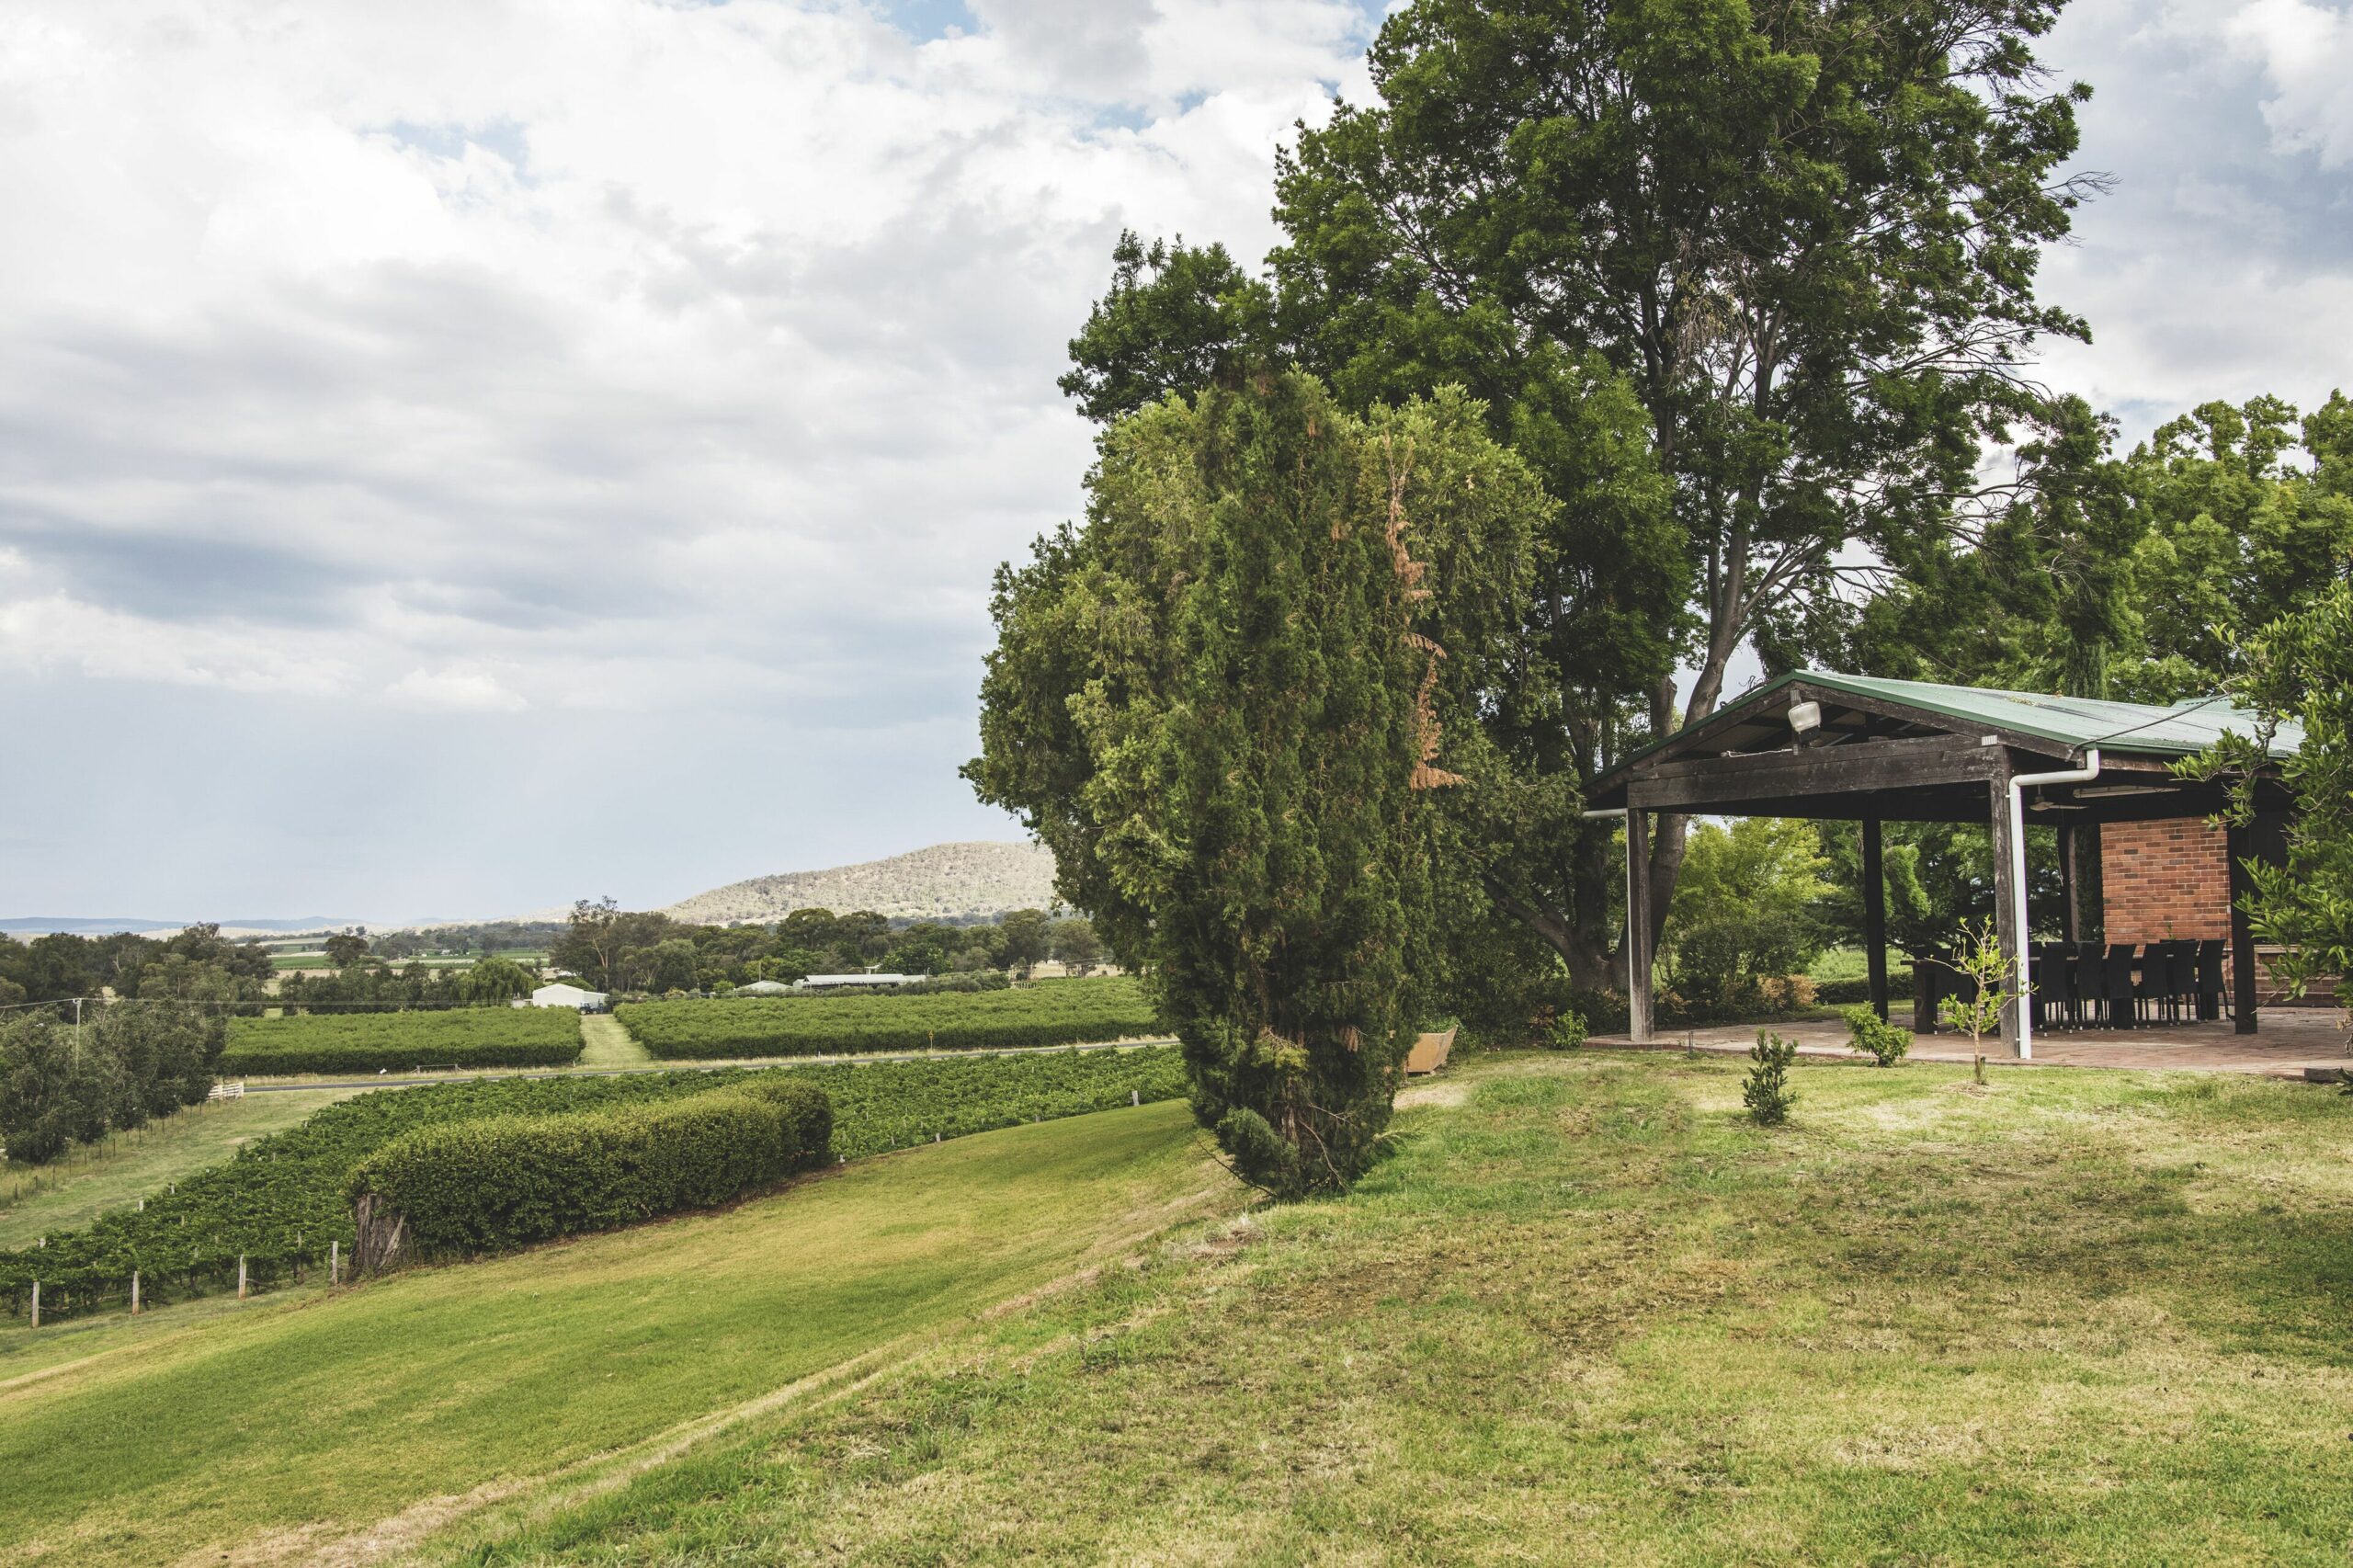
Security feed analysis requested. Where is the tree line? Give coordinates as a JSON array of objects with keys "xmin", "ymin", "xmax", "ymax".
[
  {"xmin": 0, "ymin": 1004, "xmax": 228, "ymax": 1165},
  {"xmin": 547, "ymin": 900, "xmax": 1105, "ymax": 997},
  {"xmin": 0, "ymin": 925, "xmax": 274, "ymax": 1011}
]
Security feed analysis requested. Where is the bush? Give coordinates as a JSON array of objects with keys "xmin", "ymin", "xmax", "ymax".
[
  {"xmin": 1744, "ymin": 1030, "xmax": 1798, "ymax": 1126},
  {"xmin": 224, "ymin": 1009, "xmax": 582, "ymax": 1074},
  {"xmin": 1841, "ymin": 1005, "xmax": 1913, "ymax": 1068},
  {"xmin": 345, "ymin": 1083, "xmax": 833, "ymax": 1258},
  {"xmin": 1541, "ymin": 1007, "xmax": 1588, "ymax": 1049},
  {"xmin": 617, "ymin": 978, "xmax": 1158, "ymax": 1060}
]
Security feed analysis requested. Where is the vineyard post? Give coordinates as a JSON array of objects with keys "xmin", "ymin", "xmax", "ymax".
[
  {"xmin": 237, "ymin": 1255, "xmax": 248, "ymax": 1301},
  {"xmin": 330, "ymin": 1240, "xmax": 340, "ymax": 1286},
  {"xmin": 28, "ymin": 1280, "xmax": 38, "ymax": 1329},
  {"xmin": 131, "ymin": 1272, "xmax": 142, "ymax": 1315}
]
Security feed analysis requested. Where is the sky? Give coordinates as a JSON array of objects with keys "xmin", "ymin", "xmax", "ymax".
[{"xmin": 1, "ymin": 0, "xmax": 2348, "ymax": 925}]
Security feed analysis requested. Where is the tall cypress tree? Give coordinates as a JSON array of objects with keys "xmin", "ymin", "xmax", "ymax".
[{"xmin": 969, "ymin": 373, "xmax": 1538, "ymax": 1195}]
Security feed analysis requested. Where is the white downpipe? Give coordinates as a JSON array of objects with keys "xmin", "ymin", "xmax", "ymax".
[
  {"xmin": 2007, "ymin": 749, "xmax": 2101, "ymax": 1061},
  {"xmin": 1582, "ymin": 806, "xmax": 1635, "ymax": 1025}
]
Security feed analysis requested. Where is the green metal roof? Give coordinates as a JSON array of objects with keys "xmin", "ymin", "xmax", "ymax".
[
  {"xmin": 1601, "ymin": 670, "xmax": 2302, "ymax": 780},
  {"xmin": 1784, "ymin": 671, "xmax": 2302, "ymax": 757}
]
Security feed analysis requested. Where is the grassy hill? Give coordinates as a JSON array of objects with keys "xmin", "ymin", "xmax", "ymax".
[
  {"xmin": 443, "ymin": 1053, "xmax": 2353, "ymax": 1565},
  {"xmin": 663, "ymin": 840, "xmax": 1058, "ymax": 924},
  {"xmin": 0, "ymin": 1102, "xmax": 1233, "ymax": 1567},
  {"xmin": 14, "ymin": 1052, "xmax": 2353, "ymax": 1564}
]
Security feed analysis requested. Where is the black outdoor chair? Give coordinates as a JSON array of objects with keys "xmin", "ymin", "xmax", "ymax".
[
  {"xmin": 2135, "ymin": 944, "xmax": 2176, "ymax": 1025},
  {"xmin": 2196, "ymin": 938, "xmax": 2230, "ymax": 1021},
  {"xmin": 2162, "ymin": 939, "xmax": 2201, "ymax": 1023},
  {"xmin": 2103, "ymin": 944, "xmax": 2139, "ymax": 1028},
  {"xmin": 2032, "ymin": 942, "xmax": 2077, "ymax": 1030},
  {"xmin": 2075, "ymin": 942, "xmax": 2110, "ymax": 1026}
]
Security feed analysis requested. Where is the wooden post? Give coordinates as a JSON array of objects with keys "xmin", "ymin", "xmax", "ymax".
[
  {"xmin": 330, "ymin": 1240, "xmax": 339, "ymax": 1287},
  {"xmin": 1988, "ymin": 769, "xmax": 2023, "ymax": 1054},
  {"xmin": 131, "ymin": 1271, "xmax": 141, "ymax": 1315},
  {"xmin": 1861, "ymin": 813, "xmax": 1889, "ymax": 1022},
  {"xmin": 2055, "ymin": 824, "xmax": 2078, "ymax": 944},
  {"xmin": 28, "ymin": 1280, "xmax": 38, "ymax": 1329},
  {"xmin": 1626, "ymin": 807, "xmax": 1655, "ymax": 1044},
  {"xmin": 2228, "ymin": 820, "xmax": 2259, "ymax": 1036},
  {"xmin": 237, "ymin": 1255, "xmax": 248, "ymax": 1301}
]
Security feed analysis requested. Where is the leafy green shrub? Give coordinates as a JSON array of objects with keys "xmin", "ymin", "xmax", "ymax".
[
  {"xmin": 1744, "ymin": 1031, "xmax": 1798, "ymax": 1126},
  {"xmin": 223, "ymin": 1009, "xmax": 582, "ymax": 1074},
  {"xmin": 0, "ymin": 1044, "xmax": 1186, "ymax": 1320},
  {"xmin": 1543, "ymin": 1007, "xmax": 1588, "ymax": 1049},
  {"xmin": 1840, "ymin": 1005, "xmax": 1913, "ymax": 1068},
  {"xmin": 617, "ymin": 978, "xmax": 1158, "ymax": 1059},
  {"xmin": 345, "ymin": 1083, "xmax": 832, "ymax": 1257}
]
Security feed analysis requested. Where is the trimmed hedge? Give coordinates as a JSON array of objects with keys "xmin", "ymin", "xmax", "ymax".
[
  {"xmin": 344, "ymin": 1080, "xmax": 831, "ymax": 1256},
  {"xmin": 618, "ymin": 978, "xmax": 1159, "ymax": 1060},
  {"xmin": 224, "ymin": 1009, "xmax": 583, "ymax": 1075}
]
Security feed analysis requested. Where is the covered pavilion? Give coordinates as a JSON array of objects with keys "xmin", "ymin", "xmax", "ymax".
[{"xmin": 1582, "ymin": 671, "xmax": 2303, "ymax": 1058}]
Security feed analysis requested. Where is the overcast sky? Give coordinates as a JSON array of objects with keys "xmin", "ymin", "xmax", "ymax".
[{"xmin": 2, "ymin": 0, "xmax": 2348, "ymax": 925}]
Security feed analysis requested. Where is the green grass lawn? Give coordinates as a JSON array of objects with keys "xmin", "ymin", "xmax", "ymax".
[
  {"xmin": 0, "ymin": 1100, "xmax": 1232, "ymax": 1567},
  {"xmin": 433, "ymin": 1052, "xmax": 2353, "ymax": 1566},
  {"xmin": 577, "ymin": 1011, "xmax": 653, "ymax": 1067},
  {"xmin": 0, "ymin": 1089, "xmax": 365, "ymax": 1250},
  {"xmin": 1805, "ymin": 945, "xmax": 1914, "ymax": 987}
]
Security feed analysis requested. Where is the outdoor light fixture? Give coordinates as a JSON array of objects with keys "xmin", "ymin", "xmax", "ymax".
[{"xmin": 1786, "ymin": 699, "xmax": 1822, "ymax": 734}]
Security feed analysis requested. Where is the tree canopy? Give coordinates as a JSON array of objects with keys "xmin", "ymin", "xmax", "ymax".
[
  {"xmin": 969, "ymin": 372, "xmax": 1540, "ymax": 1193},
  {"xmin": 1065, "ymin": 0, "xmax": 2097, "ymax": 982}
]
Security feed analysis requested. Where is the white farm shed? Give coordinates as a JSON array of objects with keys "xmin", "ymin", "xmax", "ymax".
[
  {"xmin": 733, "ymin": 980, "xmax": 792, "ymax": 996},
  {"xmin": 528, "ymin": 982, "xmax": 608, "ymax": 1010},
  {"xmin": 795, "ymin": 973, "xmax": 916, "ymax": 992}
]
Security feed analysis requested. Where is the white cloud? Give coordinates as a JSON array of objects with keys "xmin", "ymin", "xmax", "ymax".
[
  {"xmin": 385, "ymin": 665, "xmax": 529, "ymax": 713},
  {"xmin": 0, "ymin": 588, "xmax": 355, "ymax": 695},
  {"xmin": 0, "ymin": 0, "xmax": 1370, "ymax": 735},
  {"xmin": 2211, "ymin": 0, "xmax": 2353, "ymax": 166}
]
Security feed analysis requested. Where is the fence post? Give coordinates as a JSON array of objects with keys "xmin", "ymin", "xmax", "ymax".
[
  {"xmin": 132, "ymin": 1271, "xmax": 142, "ymax": 1315},
  {"xmin": 237, "ymin": 1255, "xmax": 248, "ymax": 1301},
  {"xmin": 330, "ymin": 1240, "xmax": 339, "ymax": 1287},
  {"xmin": 1131, "ymin": 1090, "xmax": 1140, "ymax": 1107},
  {"xmin": 28, "ymin": 1280, "xmax": 38, "ymax": 1329}
]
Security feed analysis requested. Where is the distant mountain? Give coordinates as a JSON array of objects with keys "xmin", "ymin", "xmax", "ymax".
[
  {"xmin": 1, "ymin": 916, "xmax": 189, "ymax": 936},
  {"xmin": 1, "ymin": 915, "xmax": 373, "ymax": 937},
  {"xmin": 664, "ymin": 842, "xmax": 1061, "ymax": 926}
]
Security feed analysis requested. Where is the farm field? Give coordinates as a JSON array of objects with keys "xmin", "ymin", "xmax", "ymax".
[
  {"xmin": 0, "ymin": 1101, "xmax": 1233, "ymax": 1568},
  {"xmin": 0, "ymin": 1049, "xmax": 1189, "ymax": 1322},
  {"xmin": 619, "ymin": 976, "xmax": 1161, "ymax": 1059},
  {"xmin": 438, "ymin": 1052, "xmax": 2353, "ymax": 1566},
  {"xmin": 223, "ymin": 1006, "xmax": 584, "ymax": 1074}
]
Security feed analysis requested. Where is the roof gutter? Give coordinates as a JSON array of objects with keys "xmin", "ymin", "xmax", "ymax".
[{"xmin": 2006, "ymin": 749, "xmax": 2101, "ymax": 1061}]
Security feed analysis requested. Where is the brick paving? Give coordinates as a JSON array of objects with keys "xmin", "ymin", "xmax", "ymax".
[{"xmin": 1586, "ymin": 1007, "xmax": 2353, "ymax": 1080}]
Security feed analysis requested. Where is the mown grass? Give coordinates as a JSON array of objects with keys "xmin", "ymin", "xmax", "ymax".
[
  {"xmin": 0, "ymin": 1101, "xmax": 1233, "ymax": 1568},
  {"xmin": 0, "ymin": 1088, "xmax": 364, "ymax": 1249},
  {"xmin": 436, "ymin": 1053, "xmax": 2353, "ymax": 1566}
]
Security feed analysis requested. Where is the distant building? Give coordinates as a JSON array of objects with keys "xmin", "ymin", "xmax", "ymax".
[
  {"xmin": 528, "ymin": 982, "xmax": 608, "ymax": 1010},
  {"xmin": 794, "ymin": 973, "xmax": 916, "ymax": 991},
  {"xmin": 733, "ymin": 979, "xmax": 793, "ymax": 996}
]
